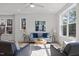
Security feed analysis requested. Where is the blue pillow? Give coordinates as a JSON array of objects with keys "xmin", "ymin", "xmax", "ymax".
[
  {"xmin": 33, "ymin": 33, "xmax": 38, "ymax": 38},
  {"xmin": 42, "ymin": 33, "xmax": 48, "ymax": 38}
]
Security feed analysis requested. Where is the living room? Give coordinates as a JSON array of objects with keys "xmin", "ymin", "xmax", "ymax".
[{"xmin": 0, "ymin": 2, "xmax": 79, "ymax": 56}]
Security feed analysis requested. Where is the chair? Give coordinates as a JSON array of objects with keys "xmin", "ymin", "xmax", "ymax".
[
  {"xmin": 0, "ymin": 41, "xmax": 17, "ymax": 56},
  {"xmin": 0, "ymin": 41, "xmax": 31, "ymax": 56},
  {"xmin": 50, "ymin": 42, "xmax": 79, "ymax": 56}
]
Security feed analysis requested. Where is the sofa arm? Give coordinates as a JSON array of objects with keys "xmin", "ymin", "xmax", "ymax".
[
  {"xmin": 50, "ymin": 45, "xmax": 64, "ymax": 56},
  {"xmin": 15, "ymin": 44, "xmax": 31, "ymax": 56}
]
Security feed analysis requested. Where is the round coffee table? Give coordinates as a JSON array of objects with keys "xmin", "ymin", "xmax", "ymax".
[{"xmin": 34, "ymin": 39, "xmax": 47, "ymax": 44}]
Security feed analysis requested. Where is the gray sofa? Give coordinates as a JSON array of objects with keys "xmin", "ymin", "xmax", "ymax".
[
  {"xmin": 0, "ymin": 41, "xmax": 30, "ymax": 56},
  {"xmin": 50, "ymin": 42, "xmax": 79, "ymax": 56}
]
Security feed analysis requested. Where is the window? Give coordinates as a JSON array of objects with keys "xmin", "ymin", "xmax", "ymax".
[
  {"xmin": 35, "ymin": 21, "xmax": 46, "ymax": 31},
  {"xmin": 69, "ymin": 8, "xmax": 76, "ymax": 37},
  {"xmin": 60, "ymin": 4, "xmax": 76, "ymax": 37},
  {"xmin": 62, "ymin": 13, "xmax": 68, "ymax": 36}
]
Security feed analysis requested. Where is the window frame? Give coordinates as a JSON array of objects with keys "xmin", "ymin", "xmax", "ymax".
[{"xmin": 59, "ymin": 4, "xmax": 76, "ymax": 39}]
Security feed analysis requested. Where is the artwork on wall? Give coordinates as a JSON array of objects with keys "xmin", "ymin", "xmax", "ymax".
[
  {"xmin": 6, "ymin": 27, "xmax": 12, "ymax": 34},
  {"xmin": 6, "ymin": 19, "xmax": 12, "ymax": 34},
  {"xmin": 0, "ymin": 23, "xmax": 5, "ymax": 34},
  {"xmin": 0, "ymin": 23, "xmax": 5, "ymax": 40},
  {"xmin": 35, "ymin": 21, "xmax": 46, "ymax": 31},
  {"xmin": 7, "ymin": 19, "xmax": 12, "ymax": 25},
  {"xmin": 21, "ymin": 18, "xmax": 26, "ymax": 29}
]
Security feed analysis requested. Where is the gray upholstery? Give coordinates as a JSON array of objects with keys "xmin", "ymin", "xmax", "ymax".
[
  {"xmin": 67, "ymin": 43, "xmax": 79, "ymax": 56},
  {"xmin": 50, "ymin": 42, "xmax": 79, "ymax": 56},
  {"xmin": 50, "ymin": 45, "xmax": 63, "ymax": 56},
  {"xmin": 0, "ymin": 41, "xmax": 17, "ymax": 56},
  {"xmin": 0, "ymin": 41, "xmax": 30, "ymax": 56}
]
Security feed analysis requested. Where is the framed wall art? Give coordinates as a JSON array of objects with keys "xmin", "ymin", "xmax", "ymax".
[
  {"xmin": 21, "ymin": 18, "xmax": 26, "ymax": 29},
  {"xmin": 7, "ymin": 19, "xmax": 12, "ymax": 25},
  {"xmin": 35, "ymin": 21, "xmax": 46, "ymax": 31},
  {"xmin": 6, "ymin": 19, "xmax": 13, "ymax": 34}
]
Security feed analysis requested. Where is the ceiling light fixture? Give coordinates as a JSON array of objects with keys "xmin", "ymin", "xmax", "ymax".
[
  {"xmin": 25, "ymin": 3, "xmax": 44, "ymax": 8},
  {"xmin": 30, "ymin": 4, "xmax": 35, "ymax": 8}
]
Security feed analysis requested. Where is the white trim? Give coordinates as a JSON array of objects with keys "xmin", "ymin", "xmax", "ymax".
[
  {"xmin": 59, "ymin": 4, "xmax": 76, "ymax": 39},
  {"xmin": 60, "ymin": 4, "xmax": 76, "ymax": 16}
]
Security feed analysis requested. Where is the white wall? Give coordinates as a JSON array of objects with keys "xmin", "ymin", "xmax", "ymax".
[
  {"xmin": 76, "ymin": 4, "xmax": 79, "ymax": 40},
  {"xmin": 14, "ymin": 14, "xmax": 57, "ymax": 42}
]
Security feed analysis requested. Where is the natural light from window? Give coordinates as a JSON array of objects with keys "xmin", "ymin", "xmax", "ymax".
[{"xmin": 59, "ymin": 4, "xmax": 76, "ymax": 38}]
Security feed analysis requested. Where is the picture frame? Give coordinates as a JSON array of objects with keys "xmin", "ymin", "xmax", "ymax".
[
  {"xmin": 7, "ymin": 19, "xmax": 12, "ymax": 25},
  {"xmin": 21, "ymin": 18, "xmax": 26, "ymax": 29},
  {"xmin": 6, "ymin": 27, "xmax": 12, "ymax": 34},
  {"xmin": 0, "ymin": 23, "xmax": 5, "ymax": 34},
  {"xmin": 7, "ymin": 19, "xmax": 13, "ymax": 34},
  {"xmin": 35, "ymin": 21, "xmax": 46, "ymax": 31}
]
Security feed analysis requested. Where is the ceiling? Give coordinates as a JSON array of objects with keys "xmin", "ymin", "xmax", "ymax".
[{"xmin": 0, "ymin": 3, "xmax": 67, "ymax": 15}]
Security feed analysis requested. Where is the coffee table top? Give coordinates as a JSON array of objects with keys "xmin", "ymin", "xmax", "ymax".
[{"xmin": 34, "ymin": 39, "xmax": 47, "ymax": 44}]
